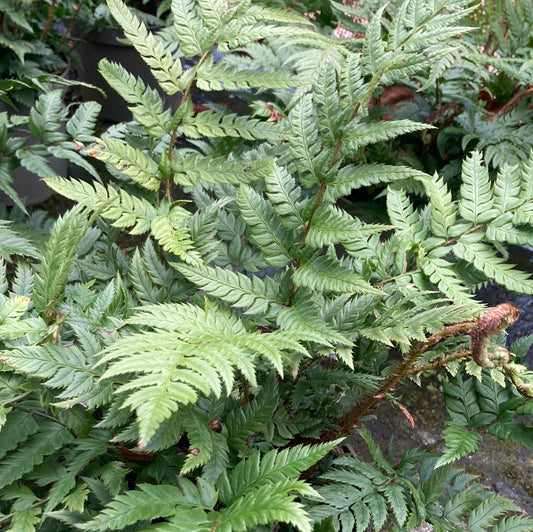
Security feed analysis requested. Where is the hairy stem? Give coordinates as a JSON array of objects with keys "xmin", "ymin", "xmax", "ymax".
[{"xmin": 488, "ymin": 85, "xmax": 533, "ymax": 121}]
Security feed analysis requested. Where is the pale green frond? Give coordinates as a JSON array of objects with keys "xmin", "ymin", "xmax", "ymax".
[
  {"xmin": 182, "ymin": 110, "xmax": 281, "ymax": 141},
  {"xmin": 265, "ymin": 164, "xmax": 306, "ymax": 230},
  {"xmin": 513, "ymin": 203, "xmax": 533, "ymax": 225},
  {"xmin": 237, "ymin": 184, "xmax": 294, "ymax": 268},
  {"xmin": 0, "ymin": 221, "xmax": 40, "ymax": 262},
  {"xmin": 458, "ymin": 151, "xmax": 498, "ymax": 225},
  {"xmin": 150, "ymin": 206, "xmax": 201, "ymax": 266},
  {"xmin": 343, "ymin": 119, "xmax": 431, "ymax": 153},
  {"xmin": 314, "ymin": 62, "xmax": 345, "ymax": 146},
  {"xmin": 66, "ymin": 101, "xmax": 102, "ymax": 143},
  {"xmin": 175, "ymin": 262, "xmax": 282, "ymax": 315},
  {"xmin": 386, "ymin": 187, "xmax": 422, "ymax": 237},
  {"xmin": 28, "ymin": 90, "xmax": 68, "ymax": 144},
  {"xmin": 172, "ymin": 153, "xmax": 270, "ymax": 186},
  {"xmin": 107, "ymin": 0, "xmax": 183, "ymax": 95},
  {"xmin": 197, "ymin": 61, "xmax": 298, "ymax": 91},
  {"xmin": 44, "ymin": 177, "xmax": 157, "ymax": 234},
  {"xmin": 362, "ymin": 5, "xmax": 389, "ymax": 74},
  {"xmin": 486, "ymin": 212, "xmax": 533, "ymax": 246},
  {"xmin": 435, "ymin": 424, "xmax": 482, "ymax": 468},
  {"xmin": 492, "ymin": 515, "xmax": 533, "ymax": 532},
  {"xmin": 293, "ymin": 255, "xmax": 382, "ymax": 295},
  {"xmin": 288, "ymin": 94, "xmax": 326, "ymax": 188},
  {"xmin": 80, "ymin": 137, "xmax": 161, "ymax": 190},
  {"xmin": 519, "ymin": 151, "xmax": 533, "ymax": 198},
  {"xmin": 421, "ymin": 172, "xmax": 457, "ymax": 238},
  {"xmin": 326, "ymin": 164, "xmax": 430, "ymax": 201},
  {"xmin": 492, "ymin": 164, "xmax": 523, "ymax": 214},
  {"xmin": 33, "ymin": 206, "xmax": 90, "ymax": 317},
  {"xmin": 421, "ymin": 255, "xmax": 480, "ymax": 307},
  {"xmin": 467, "ymin": 494, "xmax": 515, "ymax": 532},
  {"xmin": 276, "ymin": 289, "xmax": 353, "ymax": 349},
  {"xmin": 98, "ymin": 60, "xmax": 172, "ymax": 137},
  {"xmin": 307, "ymin": 204, "xmax": 390, "ymax": 248},
  {"xmin": 214, "ymin": 479, "xmax": 313, "ymax": 532},
  {"xmin": 454, "ymin": 235, "xmax": 533, "ymax": 295},
  {"xmin": 171, "ymin": 0, "xmax": 212, "ymax": 56},
  {"xmin": 79, "ymin": 483, "xmax": 186, "ymax": 531}
]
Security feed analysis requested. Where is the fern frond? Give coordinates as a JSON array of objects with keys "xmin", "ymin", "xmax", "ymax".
[
  {"xmin": 183, "ymin": 109, "xmax": 281, "ymax": 141},
  {"xmin": 101, "ymin": 303, "xmax": 303, "ymax": 445},
  {"xmin": 28, "ymin": 90, "xmax": 68, "ymax": 143},
  {"xmin": 175, "ymin": 262, "xmax": 282, "ymax": 315},
  {"xmin": 307, "ymin": 204, "xmax": 388, "ymax": 248},
  {"xmin": 435, "ymin": 424, "xmax": 482, "ymax": 468},
  {"xmin": 486, "ymin": 213, "xmax": 533, "ymax": 246},
  {"xmin": 98, "ymin": 60, "xmax": 172, "ymax": 137},
  {"xmin": 492, "ymin": 515, "xmax": 533, "ymax": 531},
  {"xmin": 0, "ymin": 221, "xmax": 40, "ymax": 262},
  {"xmin": 66, "ymin": 101, "xmax": 102, "ymax": 143},
  {"xmin": 225, "ymin": 375, "xmax": 278, "ymax": 452},
  {"xmin": 265, "ymin": 164, "xmax": 306, "ymax": 230},
  {"xmin": 492, "ymin": 164, "xmax": 523, "ymax": 214},
  {"xmin": 237, "ymin": 184, "xmax": 294, "ymax": 268},
  {"xmin": 513, "ymin": 203, "xmax": 533, "ymax": 225},
  {"xmin": 79, "ymin": 483, "xmax": 186, "ymax": 531},
  {"xmin": 288, "ymin": 94, "xmax": 326, "ymax": 188},
  {"xmin": 454, "ymin": 235, "xmax": 533, "ymax": 294},
  {"xmin": 293, "ymin": 255, "xmax": 382, "ymax": 295},
  {"xmin": 197, "ymin": 61, "xmax": 298, "ymax": 90},
  {"xmin": 467, "ymin": 493, "xmax": 515, "ymax": 531},
  {"xmin": 107, "ymin": 0, "xmax": 183, "ymax": 95},
  {"xmin": 421, "ymin": 254, "xmax": 480, "ymax": 307},
  {"xmin": 33, "ymin": 206, "xmax": 90, "ymax": 317},
  {"xmin": 150, "ymin": 206, "xmax": 201, "ymax": 266},
  {"xmin": 0, "ymin": 421, "xmax": 74, "ymax": 490},
  {"xmin": 343, "ymin": 119, "xmax": 431, "ymax": 152},
  {"xmin": 44, "ymin": 177, "xmax": 157, "ymax": 234},
  {"xmin": 80, "ymin": 137, "xmax": 161, "ymax": 190},
  {"xmin": 326, "ymin": 164, "xmax": 430, "ymax": 201},
  {"xmin": 422, "ymin": 172, "xmax": 457, "ymax": 238},
  {"xmin": 458, "ymin": 151, "xmax": 498, "ymax": 225},
  {"xmin": 0, "ymin": 411, "xmax": 39, "ymax": 460},
  {"xmin": 0, "ymin": 345, "xmax": 112, "ymax": 407},
  {"xmin": 171, "ymin": 0, "xmax": 212, "ymax": 56}
]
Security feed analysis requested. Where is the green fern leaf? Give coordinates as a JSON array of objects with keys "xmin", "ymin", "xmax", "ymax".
[
  {"xmin": 10, "ymin": 507, "xmax": 41, "ymax": 532},
  {"xmin": 386, "ymin": 187, "xmax": 425, "ymax": 238},
  {"xmin": 288, "ymin": 94, "xmax": 327, "ymax": 188},
  {"xmin": 225, "ymin": 375, "xmax": 278, "ymax": 452},
  {"xmin": 0, "ymin": 221, "xmax": 40, "ymax": 261},
  {"xmin": 421, "ymin": 254, "xmax": 480, "ymax": 307},
  {"xmin": 467, "ymin": 494, "xmax": 514, "ymax": 532},
  {"xmin": 384, "ymin": 484, "xmax": 408, "ymax": 527},
  {"xmin": 0, "ymin": 421, "xmax": 74, "ymax": 489},
  {"xmin": 265, "ymin": 164, "xmax": 306, "ymax": 230},
  {"xmin": 107, "ymin": 0, "xmax": 183, "ymax": 94},
  {"xmin": 66, "ymin": 101, "xmax": 102, "ymax": 142},
  {"xmin": 326, "ymin": 164, "xmax": 430, "ymax": 201},
  {"xmin": 485, "ymin": 212, "xmax": 533, "ymax": 246},
  {"xmin": 423, "ymin": 172, "xmax": 457, "ymax": 238},
  {"xmin": 183, "ymin": 110, "xmax": 281, "ymax": 141},
  {"xmin": 28, "ymin": 90, "xmax": 68, "ymax": 143},
  {"xmin": 171, "ymin": 0, "xmax": 212, "ymax": 56},
  {"xmin": 435, "ymin": 424, "xmax": 482, "ymax": 468},
  {"xmin": 150, "ymin": 206, "xmax": 201, "ymax": 266},
  {"xmin": 343, "ymin": 119, "xmax": 431, "ymax": 152},
  {"xmin": 492, "ymin": 164, "xmax": 523, "ymax": 214},
  {"xmin": 175, "ymin": 262, "xmax": 282, "ymax": 315},
  {"xmin": 33, "ymin": 206, "xmax": 90, "ymax": 317},
  {"xmin": 80, "ymin": 137, "xmax": 161, "ymax": 190},
  {"xmin": 79, "ymin": 483, "xmax": 187, "ymax": 531},
  {"xmin": 306, "ymin": 204, "xmax": 389, "ymax": 248},
  {"xmin": 513, "ymin": 203, "xmax": 533, "ymax": 225},
  {"xmin": 98, "ymin": 60, "xmax": 172, "ymax": 137},
  {"xmin": 458, "ymin": 151, "xmax": 498, "ymax": 225},
  {"xmin": 0, "ymin": 345, "xmax": 112, "ymax": 407},
  {"xmin": 214, "ymin": 479, "xmax": 313, "ymax": 532},
  {"xmin": 237, "ymin": 184, "xmax": 294, "ymax": 268},
  {"xmin": 491, "ymin": 515, "xmax": 533, "ymax": 531},
  {"xmin": 44, "ymin": 177, "xmax": 157, "ymax": 234},
  {"xmin": 293, "ymin": 255, "xmax": 382, "ymax": 295},
  {"xmin": 453, "ymin": 234, "xmax": 533, "ymax": 294},
  {"xmin": 0, "ymin": 411, "xmax": 39, "ymax": 460},
  {"xmin": 197, "ymin": 61, "xmax": 298, "ymax": 90},
  {"xmin": 362, "ymin": 5, "xmax": 389, "ymax": 74}
]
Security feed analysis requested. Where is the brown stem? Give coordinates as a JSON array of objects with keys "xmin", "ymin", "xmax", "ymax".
[
  {"xmin": 322, "ymin": 320, "xmax": 477, "ymax": 440},
  {"xmin": 488, "ymin": 85, "xmax": 533, "ymax": 121},
  {"xmin": 40, "ymin": 0, "xmax": 57, "ymax": 41},
  {"xmin": 56, "ymin": 1, "xmax": 82, "ymax": 54}
]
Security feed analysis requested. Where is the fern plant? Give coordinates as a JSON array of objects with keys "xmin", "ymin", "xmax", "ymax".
[{"xmin": 0, "ymin": 0, "xmax": 533, "ymax": 530}]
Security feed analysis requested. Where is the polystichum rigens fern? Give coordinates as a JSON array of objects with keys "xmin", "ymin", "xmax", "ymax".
[{"xmin": 0, "ymin": 0, "xmax": 533, "ymax": 530}]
